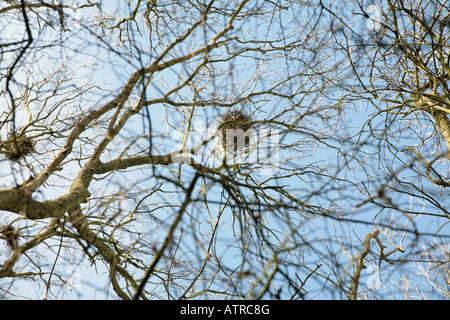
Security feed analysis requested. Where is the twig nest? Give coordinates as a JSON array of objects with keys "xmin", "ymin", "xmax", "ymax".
[
  {"xmin": 0, "ymin": 134, "xmax": 35, "ymax": 162},
  {"xmin": 0, "ymin": 224, "xmax": 19, "ymax": 251},
  {"xmin": 218, "ymin": 110, "xmax": 252, "ymax": 151}
]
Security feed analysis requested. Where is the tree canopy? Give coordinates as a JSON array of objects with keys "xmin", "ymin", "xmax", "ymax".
[{"xmin": 0, "ymin": 0, "xmax": 449, "ymax": 300}]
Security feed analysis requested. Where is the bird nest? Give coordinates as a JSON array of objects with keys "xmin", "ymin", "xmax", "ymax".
[
  {"xmin": 0, "ymin": 224, "xmax": 19, "ymax": 251},
  {"xmin": 0, "ymin": 134, "xmax": 35, "ymax": 162},
  {"xmin": 218, "ymin": 110, "xmax": 252, "ymax": 151}
]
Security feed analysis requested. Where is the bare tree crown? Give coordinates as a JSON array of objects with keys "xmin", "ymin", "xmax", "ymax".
[{"xmin": 0, "ymin": 0, "xmax": 449, "ymax": 300}]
